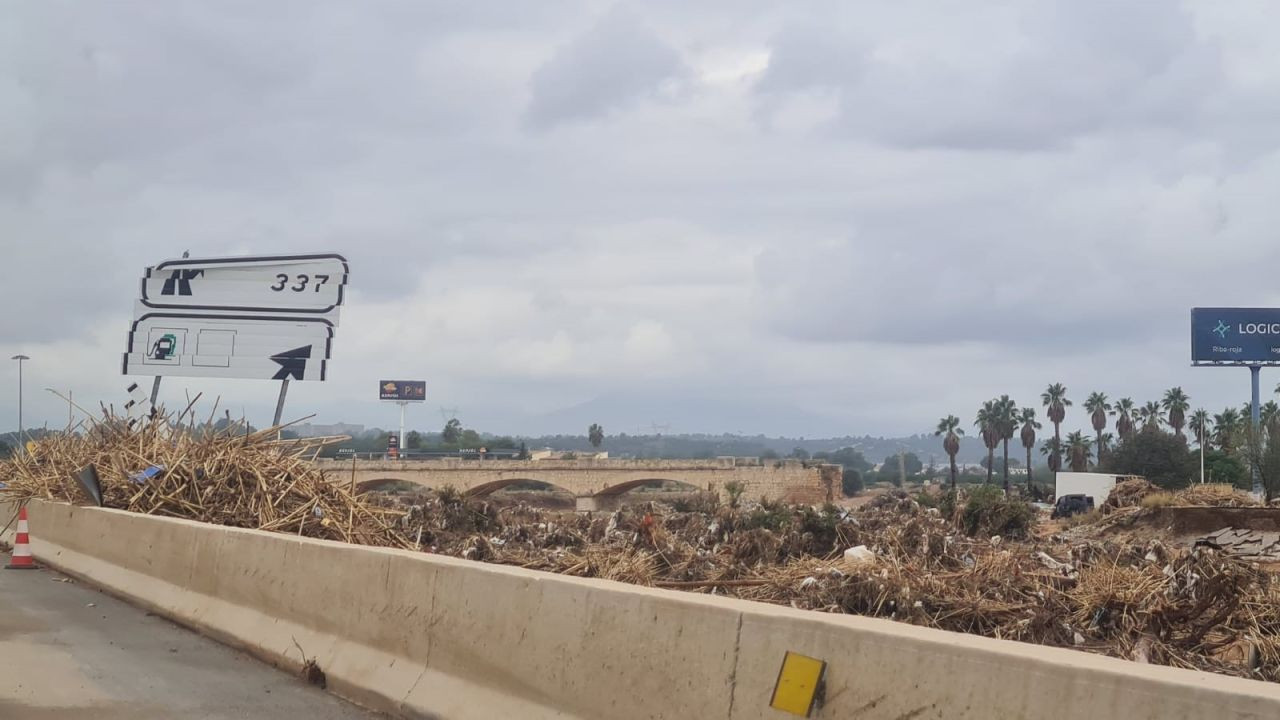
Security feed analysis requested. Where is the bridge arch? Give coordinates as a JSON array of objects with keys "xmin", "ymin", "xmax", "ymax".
[
  {"xmin": 594, "ymin": 478, "xmax": 705, "ymax": 496},
  {"xmin": 355, "ymin": 477, "xmax": 423, "ymax": 493},
  {"xmin": 463, "ymin": 478, "xmax": 578, "ymax": 497}
]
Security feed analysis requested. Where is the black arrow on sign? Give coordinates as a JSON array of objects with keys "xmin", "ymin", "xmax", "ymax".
[{"xmin": 270, "ymin": 345, "xmax": 312, "ymax": 380}]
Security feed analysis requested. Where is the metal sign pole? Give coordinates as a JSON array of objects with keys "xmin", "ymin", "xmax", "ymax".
[
  {"xmin": 16, "ymin": 357, "xmax": 23, "ymax": 449},
  {"xmin": 399, "ymin": 401, "xmax": 407, "ymax": 458},
  {"xmin": 1251, "ymin": 365, "xmax": 1262, "ymax": 496},
  {"xmin": 149, "ymin": 376, "xmax": 162, "ymax": 406},
  {"xmin": 1200, "ymin": 428, "xmax": 1206, "ymax": 484},
  {"xmin": 272, "ymin": 377, "xmax": 291, "ymax": 427}
]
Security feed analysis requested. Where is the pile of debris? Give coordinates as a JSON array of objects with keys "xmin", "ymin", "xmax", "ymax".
[
  {"xmin": 0, "ymin": 410, "xmax": 411, "ymax": 549},
  {"xmin": 1105, "ymin": 478, "xmax": 1263, "ymax": 513},
  {"xmin": 1178, "ymin": 484, "xmax": 1263, "ymax": 508},
  {"xmin": 382, "ymin": 488, "xmax": 1280, "ymax": 682},
  {"xmin": 1102, "ymin": 478, "xmax": 1158, "ymax": 512},
  {"xmin": 4, "ymin": 421, "xmax": 1279, "ymax": 685},
  {"xmin": 1199, "ymin": 528, "xmax": 1280, "ymax": 562}
]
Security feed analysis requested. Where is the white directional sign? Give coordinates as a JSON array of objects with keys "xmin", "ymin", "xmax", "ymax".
[
  {"xmin": 123, "ymin": 253, "xmax": 348, "ymax": 382},
  {"xmin": 124, "ymin": 312, "xmax": 334, "ymax": 377},
  {"xmin": 138, "ymin": 253, "xmax": 348, "ymax": 316}
]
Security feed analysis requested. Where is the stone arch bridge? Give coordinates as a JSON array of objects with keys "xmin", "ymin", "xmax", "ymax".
[{"xmin": 313, "ymin": 457, "xmax": 839, "ymax": 511}]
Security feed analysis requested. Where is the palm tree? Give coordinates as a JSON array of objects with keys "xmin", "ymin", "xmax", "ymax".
[
  {"xmin": 1019, "ymin": 408, "xmax": 1041, "ymax": 496},
  {"xmin": 1162, "ymin": 387, "xmax": 1191, "ymax": 442},
  {"xmin": 1113, "ymin": 398, "xmax": 1137, "ymax": 440},
  {"xmin": 1066, "ymin": 431, "xmax": 1094, "ymax": 472},
  {"xmin": 1261, "ymin": 401, "xmax": 1280, "ymax": 441},
  {"xmin": 1213, "ymin": 407, "xmax": 1242, "ymax": 452},
  {"xmin": 975, "ymin": 400, "xmax": 999, "ymax": 485},
  {"xmin": 1041, "ymin": 383, "xmax": 1071, "ymax": 476},
  {"xmin": 1084, "ymin": 392, "xmax": 1111, "ymax": 464},
  {"xmin": 1189, "ymin": 409, "xmax": 1211, "ymax": 450},
  {"xmin": 995, "ymin": 395, "xmax": 1018, "ymax": 492},
  {"xmin": 934, "ymin": 415, "xmax": 965, "ymax": 491},
  {"xmin": 588, "ymin": 423, "xmax": 605, "ymax": 448},
  {"xmin": 1099, "ymin": 432, "xmax": 1116, "ymax": 456},
  {"xmin": 1139, "ymin": 401, "xmax": 1163, "ymax": 432},
  {"xmin": 1039, "ymin": 436, "xmax": 1063, "ymax": 473},
  {"xmin": 1242, "ymin": 401, "xmax": 1255, "ymax": 419}
]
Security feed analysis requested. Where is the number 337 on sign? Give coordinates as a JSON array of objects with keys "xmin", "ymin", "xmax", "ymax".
[{"xmin": 270, "ymin": 274, "xmax": 331, "ymax": 292}]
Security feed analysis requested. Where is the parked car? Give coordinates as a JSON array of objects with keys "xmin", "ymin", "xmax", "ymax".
[{"xmin": 1051, "ymin": 493, "xmax": 1094, "ymax": 519}]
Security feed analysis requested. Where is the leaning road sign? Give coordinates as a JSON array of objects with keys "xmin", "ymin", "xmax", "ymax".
[
  {"xmin": 139, "ymin": 253, "xmax": 349, "ymax": 315},
  {"xmin": 124, "ymin": 253, "xmax": 348, "ymax": 384},
  {"xmin": 126, "ymin": 313, "xmax": 334, "ymax": 366}
]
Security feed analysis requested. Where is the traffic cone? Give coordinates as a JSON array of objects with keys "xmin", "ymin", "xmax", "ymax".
[{"xmin": 5, "ymin": 506, "xmax": 37, "ymax": 570}]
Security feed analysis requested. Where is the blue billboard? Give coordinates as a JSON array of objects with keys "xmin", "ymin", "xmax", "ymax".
[{"xmin": 1192, "ymin": 308, "xmax": 1280, "ymax": 365}]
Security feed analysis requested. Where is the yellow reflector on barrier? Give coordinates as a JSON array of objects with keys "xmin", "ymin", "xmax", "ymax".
[{"xmin": 769, "ymin": 651, "xmax": 825, "ymax": 717}]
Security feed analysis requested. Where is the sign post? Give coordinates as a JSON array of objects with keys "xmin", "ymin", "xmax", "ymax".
[
  {"xmin": 399, "ymin": 401, "xmax": 407, "ymax": 457},
  {"xmin": 1253, "ymin": 364, "xmax": 1263, "ymax": 488},
  {"xmin": 272, "ymin": 377, "xmax": 291, "ymax": 427},
  {"xmin": 124, "ymin": 253, "xmax": 349, "ymax": 427},
  {"xmin": 1191, "ymin": 308, "xmax": 1280, "ymax": 496}
]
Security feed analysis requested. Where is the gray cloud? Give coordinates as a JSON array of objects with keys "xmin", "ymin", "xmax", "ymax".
[
  {"xmin": 4, "ymin": 1, "xmax": 1280, "ymax": 437},
  {"xmin": 755, "ymin": 1, "xmax": 1223, "ymax": 150},
  {"xmin": 524, "ymin": 7, "xmax": 686, "ymax": 129}
]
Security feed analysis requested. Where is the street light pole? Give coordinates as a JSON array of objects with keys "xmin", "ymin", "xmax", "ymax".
[{"xmin": 11, "ymin": 354, "xmax": 30, "ymax": 450}]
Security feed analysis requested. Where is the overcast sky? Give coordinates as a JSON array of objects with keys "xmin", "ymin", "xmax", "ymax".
[{"xmin": 5, "ymin": 0, "xmax": 1280, "ymax": 438}]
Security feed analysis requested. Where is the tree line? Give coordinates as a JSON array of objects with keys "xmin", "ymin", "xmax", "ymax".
[{"xmin": 935, "ymin": 383, "xmax": 1280, "ymax": 500}]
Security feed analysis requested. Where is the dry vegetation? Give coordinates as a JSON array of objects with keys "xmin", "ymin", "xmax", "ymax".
[
  {"xmin": 3, "ymin": 418, "xmax": 1278, "ymax": 684},
  {"xmin": 0, "ymin": 408, "xmax": 410, "ymax": 548}
]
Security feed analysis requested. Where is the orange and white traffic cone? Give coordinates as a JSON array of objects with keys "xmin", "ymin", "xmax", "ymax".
[{"xmin": 5, "ymin": 506, "xmax": 37, "ymax": 570}]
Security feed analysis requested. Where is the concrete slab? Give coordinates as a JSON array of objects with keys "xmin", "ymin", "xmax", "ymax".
[{"xmin": 0, "ymin": 566, "xmax": 381, "ymax": 720}]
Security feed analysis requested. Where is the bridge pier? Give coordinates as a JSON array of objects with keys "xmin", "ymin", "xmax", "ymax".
[{"xmin": 574, "ymin": 495, "xmax": 628, "ymax": 513}]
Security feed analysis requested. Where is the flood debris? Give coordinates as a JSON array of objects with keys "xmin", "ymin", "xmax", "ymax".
[
  {"xmin": 1200, "ymin": 528, "xmax": 1280, "ymax": 562},
  {"xmin": 0, "ymin": 408, "xmax": 411, "ymax": 549},
  {"xmin": 3, "ymin": 416, "xmax": 1279, "ymax": 685}
]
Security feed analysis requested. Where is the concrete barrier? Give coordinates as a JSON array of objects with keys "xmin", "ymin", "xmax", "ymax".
[{"xmin": 4, "ymin": 498, "xmax": 1280, "ymax": 719}]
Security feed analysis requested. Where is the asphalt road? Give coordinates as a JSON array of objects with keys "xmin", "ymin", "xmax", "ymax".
[{"xmin": 0, "ymin": 565, "xmax": 382, "ymax": 719}]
